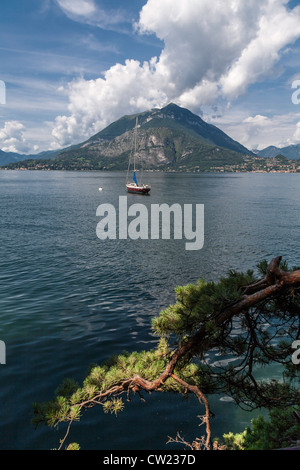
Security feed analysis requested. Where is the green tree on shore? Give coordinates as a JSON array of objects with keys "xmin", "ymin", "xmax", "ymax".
[{"xmin": 32, "ymin": 257, "xmax": 300, "ymax": 450}]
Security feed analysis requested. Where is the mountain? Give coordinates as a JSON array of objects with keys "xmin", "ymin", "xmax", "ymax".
[
  {"xmin": 0, "ymin": 148, "xmax": 62, "ymax": 166},
  {"xmin": 257, "ymin": 144, "xmax": 300, "ymax": 160},
  {"xmin": 255, "ymin": 146, "xmax": 281, "ymax": 158},
  {"xmin": 0, "ymin": 145, "xmax": 81, "ymax": 166},
  {"xmin": 0, "ymin": 149, "xmax": 28, "ymax": 166},
  {"xmin": 82, "ymin": 103, "xmax": 252, "ymax": 155},
  {"xmin": 2, "ymin": 103, "xmax": 255, "ymax": 172}
]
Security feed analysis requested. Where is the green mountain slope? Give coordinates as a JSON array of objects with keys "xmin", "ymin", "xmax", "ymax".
[
  {"xmin": 257, "ymin": 143, "xmax": 300, "ymax": 160},
  {"xmin": 51, "ymin": 126, "xmax": 248, "ymax": 171},
  {"xmin": 83, "ymin": 103, "xmax": 252, "ymax": 154},
  {"xmin": 2, "ymin": 103, "xmax": 255, "ymax": 171}
]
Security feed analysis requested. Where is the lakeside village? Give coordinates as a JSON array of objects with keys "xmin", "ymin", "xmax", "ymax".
[
  {"xmin": 173, "ymin": 154, "xmax": 300, "ymax": 173},
  {"xmin": 1, "ymin": 153, "xmax": 300, "ymax": 173},
  {"xmin": 208, "ymin": 155, "xmax": 300, "ymax": 173}
]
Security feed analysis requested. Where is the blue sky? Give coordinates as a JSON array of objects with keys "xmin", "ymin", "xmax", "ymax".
[{"xmin": 1, "ymin": 0, "xmax": 300, "ymax": 154}]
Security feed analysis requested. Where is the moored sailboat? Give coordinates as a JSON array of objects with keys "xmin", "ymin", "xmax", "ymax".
[{"xmin": 126, "ymin": 117, "xmax": 151, "ymax": 194}]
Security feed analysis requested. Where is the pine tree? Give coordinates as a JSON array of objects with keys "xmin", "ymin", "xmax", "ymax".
[{"xmin": 32, "ymin": 256, "xmax": 300, "ymax": 450}]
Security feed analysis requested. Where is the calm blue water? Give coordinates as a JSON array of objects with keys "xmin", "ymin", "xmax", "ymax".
[{"xmin": 0, "ymin": 170, "xmax": 299, "ymax": 450}]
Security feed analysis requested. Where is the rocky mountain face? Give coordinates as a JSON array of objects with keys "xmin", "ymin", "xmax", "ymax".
[
  {"xmin": 1, "ymin": 103, "xmax": 254, "ymax": 171},
  {"xmin": 84, "ymin": 103, "xmax": 252, "ymax": 153},
  {"xmin": 47, "ymin": 103, "xmax": 253, "ymax": 171}
]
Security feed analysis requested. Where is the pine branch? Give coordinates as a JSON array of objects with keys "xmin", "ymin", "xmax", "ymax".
[{"xmin": 33, "ymin": 257, "xmax": 300, "ymax": 449}]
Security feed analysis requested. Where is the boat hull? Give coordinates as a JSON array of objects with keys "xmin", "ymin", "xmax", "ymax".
[{"xmin": 126, "ymin": 184, "xmax": 151, "ymax": 194}]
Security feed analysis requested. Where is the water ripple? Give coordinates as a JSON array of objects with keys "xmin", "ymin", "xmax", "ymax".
[{"xmin": 0, "ymin": 170, "xmax": 299, "ymax": 449}]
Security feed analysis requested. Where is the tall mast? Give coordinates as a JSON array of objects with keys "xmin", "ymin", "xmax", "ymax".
[{"xmin": 134, "ymin": 116, "xmax": 138, "ymax": 173}]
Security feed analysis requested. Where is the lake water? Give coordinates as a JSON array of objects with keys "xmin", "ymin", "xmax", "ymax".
[{"xmin": 0, "ymin": 170, "xmax": 299, "ymax": 450}]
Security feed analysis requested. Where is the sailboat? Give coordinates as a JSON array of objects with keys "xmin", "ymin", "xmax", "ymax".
[{"xmin": 126, "ymin": 117, "xmax": 151, "ymax": 194}]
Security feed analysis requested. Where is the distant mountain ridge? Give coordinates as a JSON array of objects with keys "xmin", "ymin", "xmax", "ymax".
[
  {"xmin": 0, "ymin": 149, "xmax": 29, "ymax": 166},
  {"xmin": 1, "ymin": 103, "xmax": 255, "ymax": 171},
  {"xmin": 0, "ymin": 148, "xmax": 64, "ymax": 166},
  {"xmin": 256, "ymin": 143, "xmax": 300, "ymax": 160}
]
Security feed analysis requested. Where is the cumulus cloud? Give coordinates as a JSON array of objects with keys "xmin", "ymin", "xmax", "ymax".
[
  {"xmin": 220, "ymin": 0, "xmax": 300, "ymax": 99},
  {"xmin": 51, "ymin": 0, "xmax": 300, "ymax": 148},
  {"xmin": 51, "ymin": 58, "xmax": 169, "ymax": 147},
  {"xmin": 208, "ymin": 111, "xmax": 300, "ymax": 150},
  {"xmin": 243, "ymin": 113, "xmax": 300, "ymax": 149},
  {"xmin": 240, "ymin": 115, "xmax": 273, "ymax": 149},
  {"xmin": 0, "ymin": 121, "xmax": 31, "ymax": 153},
  {"xmin": 137, "ymin": 0, "xmax": 265, "ymax": 98},
  {"xmin": 293, "ymin": 120, "xmax": 300, "ymax": 142}
]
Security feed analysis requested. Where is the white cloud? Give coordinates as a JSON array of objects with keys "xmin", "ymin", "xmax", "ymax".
[
  {"xmin": 220, "ymin": 0, "xmax": 300, "ymax": 100},
  {"xmin": 0, "ymin": 121, "xmax": 31, "ymax": 154},
  {"xmin": 137, "ymin": 0, "xmax": 265, "ymax": 98},
  {"xmin": 208, "ymin": 111, "xmax": 300, "ymax": 150},
  {"xmin": 293, "ymin": 121, "xmax": 300, "ymax": 142},
  {"xmin": 243, "ymin": 115, "xmax": 270, "ymax": 125},
  {"xmin": 51, "ymin": 58, "xmax": 169, "ymax": 146},
  {"xmin": 51, "ymin": 0, "xmax": 300, "ymax": 148},
  {"xmin": 240, "ymin": 115, "xmax": 273, "ymax": 149},
  {"xmin": 55, "ymin": 0, "xmax": 127, "ymax": 30},
  {"xmin": 56, "ymin": 0, "xmax": 96, "ymax": 18}
]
